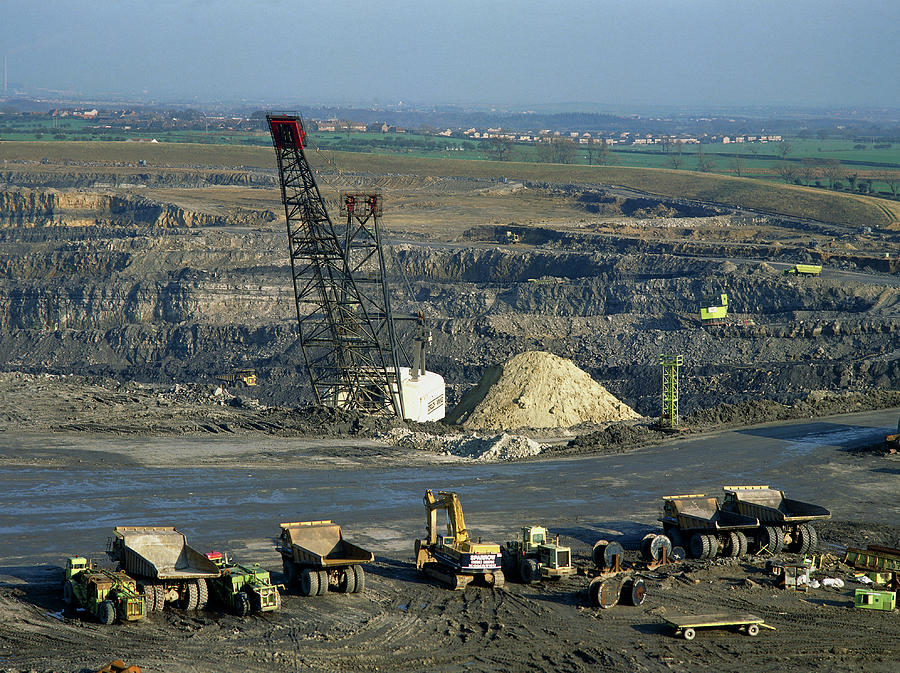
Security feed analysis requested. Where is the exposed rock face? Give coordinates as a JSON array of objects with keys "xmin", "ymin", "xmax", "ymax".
[
  {"xmin": 449, "ymin": 351, "xmax": 640, "ymax": 431},
  {"xmin": 0, "ymin": 187, "xmax": 272, "ymax": 228}
]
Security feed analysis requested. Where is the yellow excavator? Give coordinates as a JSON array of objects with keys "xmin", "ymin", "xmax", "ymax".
[{"xmin": 414, "ymin": 490, "xmax": 504, "ymax": 589}]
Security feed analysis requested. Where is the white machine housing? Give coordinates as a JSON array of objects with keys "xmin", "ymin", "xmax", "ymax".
[{"xmin": 397, "ymin": 367, "xmax": 446, "ymax": 422}]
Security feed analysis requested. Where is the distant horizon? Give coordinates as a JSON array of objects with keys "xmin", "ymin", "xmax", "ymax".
[
  {"xmin": 2, "ymin": 0, "xmax": 898, "ymax": 111},
  {"xmin": 3, "ymin": 89, "xmax": 900, "ymax": 124}
]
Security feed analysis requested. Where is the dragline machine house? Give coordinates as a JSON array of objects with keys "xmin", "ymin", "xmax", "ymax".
[{"xmin": 267, "ymin": 114, "xmax": 445, "ymax": 423}]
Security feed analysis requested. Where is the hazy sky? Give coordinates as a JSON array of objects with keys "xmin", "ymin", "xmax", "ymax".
[{"xmin": 3, "ymin": 0, "xmax": 898, "ymax": 108}]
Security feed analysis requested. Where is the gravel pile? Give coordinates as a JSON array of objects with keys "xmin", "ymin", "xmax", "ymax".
[
  {"xmin": 448, "ymin": 351, "xmax": 640, "ymax": 431},
  {"xmin": 385, "ymin": 427, "xmax": 544, "ymax": 461}
]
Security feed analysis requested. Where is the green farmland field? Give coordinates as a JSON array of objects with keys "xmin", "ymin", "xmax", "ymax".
[{"xmin": 3, "ymin": 139, "xmax": 899, "ymax": 229}]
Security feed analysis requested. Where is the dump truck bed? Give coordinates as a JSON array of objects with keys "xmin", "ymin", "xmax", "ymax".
[
  {"xmin": 279, "ymin": 521, "xmax": 373, "ymax": 568},
  {"xmin": 664, "ymin": 496, "xmax": 758, "ymax": 532},
  {"xmin": 724, "ymin": 486, "xmax": 831, "ymax": 524},
  {"xmin": 110, "ymin": 526, "xmax": 221, "ymax": 580}
]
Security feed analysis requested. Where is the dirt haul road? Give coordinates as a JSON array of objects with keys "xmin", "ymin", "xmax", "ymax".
[{"xmin": 0, "ymin": 409, "xmax": 898, "ymax": 673}]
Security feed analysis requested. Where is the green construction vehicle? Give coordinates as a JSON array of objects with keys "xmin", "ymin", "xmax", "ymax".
[
  {"xmin": 204, "ymin": 551, "xmax": 281, "ymax": 616},
  {"xmin": 783, "ymin": 264, "xmax": 822, "ymax": 277},
  {"xmin": 63, "ymin": 557, "xmax": 146, "ymax": 625},
  {"xmin": 699, "ymin": 293, "xmax": 728, "ymax": 327},
  {"xmin": 502, "ymin": 525, "xmax": 575, "ymax": 583}
]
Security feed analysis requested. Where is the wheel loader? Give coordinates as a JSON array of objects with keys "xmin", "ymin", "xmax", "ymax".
[
  {"xmin": 502, "ymin": 525, "xmax": 574, "ymax": 582},
  {"xmin": 63, "ymin": 557, "xmax": 146, "ymax": 624},
  {"xmin": 205, "ymin": 551, "xmax": 281, "ymax": 616},
  {"xmin": 414, "ymin": 490, "xmax": 504, "ymax": 589}
]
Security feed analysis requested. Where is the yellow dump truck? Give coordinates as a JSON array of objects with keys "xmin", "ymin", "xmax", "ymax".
[
  {"xmin": 106, "ymin": 526, "xmax": 220, "ymax": 612},
  {"xmin": 699, "ymin": 293, "xmax": 728, "ymax": 326},
  {"xmin": 278, "ymin": 520, "xmax": 373, "ymax": 596},
  {"xmin": 783, "ymin": 264, "xmax": 822, "ymax": 276}
]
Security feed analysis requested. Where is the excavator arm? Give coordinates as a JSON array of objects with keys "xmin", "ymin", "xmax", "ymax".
[{"xmin": 423, "ymin": 489, "xmax": 469, "ymax": 546}]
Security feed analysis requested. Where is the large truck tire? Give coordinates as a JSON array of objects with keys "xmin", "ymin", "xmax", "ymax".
[
  {"xmin": 757, "ymin": 526, "xmax": 783, "ymax": 554},
  {"xmin": 351, "ymin": 565, "xmax": 366, "ymax": 593},
  {"xmin": 233, "ymin": 591, "xmax": 251, "ymax": 617},
  {"xmin": 196, "ymin": 579, "xmax": 209, "ymax": 610},
  {"xmin": 152, "ymin": 585, "xmax": 166, "ymax": 611},
  {"xmin": 340, "ymin": 568, "xmax": 357, "ymax": 593},
  {"xmin": 725, "ymin": 532, "xmax": 742, "ymax": 558},
  {"xmin": 689, "ymin": 533, "xmax": 711, "ymax": 559},
  {"xmin": 299, "ymin": 568, "xmax": 320, "ymax": 597},
  {"xmin": 141, "ymin": 584, "xmax": 156, "ymax": 612},
  {"xmin": 179, "ymin": 581, "xmax": 199, "ymax": 610},
  {"xmin": 519, "ymin": 558, "xmax": 539, "ymax": 583},
  {"xmin": 97, "ymin": 600, "xmax": 116, "ymax": 625},
  {"xmin": 795, "ymin": 524, "xmax": 818, "ymax": 555},
  {"xmin": 316, "ymin": 570, "xmax": 328, "ymax": 596}
]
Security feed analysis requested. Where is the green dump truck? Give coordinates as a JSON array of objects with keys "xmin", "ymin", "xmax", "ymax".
[
  {"xmin": 502, "ymin": 525, "xmax": 575, "ymax": 583},
  {"xmin": 107, "ymin": 526, "xmax": 220, "ymax": 612},
  {"xmin": 205, "ymin": 551, "xmax": 280, "ymax": 616},
  {"xmin": 278, "ymin": 520, "xmax": 373, "ymax": 596},
  {"xmin": 721, "ymin": 485, "xmax": 830, "ymax": 555},
  {"xmin": 63, "ymin": 557, "xmax": 146, "ymax": 624}
]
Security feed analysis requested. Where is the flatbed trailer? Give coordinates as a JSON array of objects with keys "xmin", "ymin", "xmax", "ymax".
[{"xmin": 662, "ymin": 613, "xmax": 775, "ymax": 640}]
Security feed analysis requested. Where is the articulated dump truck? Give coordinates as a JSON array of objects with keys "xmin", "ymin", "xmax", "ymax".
[
  {"xmin": 721, "ymin": 485, "xmax": 830, "ymax": 555},
  {"xmin": 107, "ymin": 526, "xmax": 220, "ymax": 612}
]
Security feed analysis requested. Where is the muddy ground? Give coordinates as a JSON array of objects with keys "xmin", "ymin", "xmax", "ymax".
[
  {"xmin": 1, "ymin": 502, "xmax": 898, "ymax": 673},
  {"xmin": 1, "ymin": 409, "xmax": 899, "ymax": 673}
]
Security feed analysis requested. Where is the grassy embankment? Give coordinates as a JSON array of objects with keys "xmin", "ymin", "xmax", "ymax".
[{"xmin": 3, "ymin": 141, "xmax": 899, "ymax": 229}]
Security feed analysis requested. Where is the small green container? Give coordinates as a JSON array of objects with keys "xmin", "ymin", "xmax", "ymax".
[{"xmin": 854, "ymin": 589, "xmax": 896, "ymax": 611}]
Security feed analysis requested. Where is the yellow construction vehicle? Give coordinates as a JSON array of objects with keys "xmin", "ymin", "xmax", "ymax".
[
  {"xmin": 414, "ymin": 490, "xmax": 504, "ymax": 589},
  {"xmin": 217, "ymin": 369, "xmax": 257, "ymax": 388},
  {"xmin": 885, "ymin": 417, "xmax": 900, "ymax": 453}
]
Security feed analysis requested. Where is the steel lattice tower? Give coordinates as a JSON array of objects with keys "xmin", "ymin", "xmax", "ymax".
[
  {"xmin": 658, "ymin": 354, "xmax": 682, "ymax": 429},
  {"xmin": 267, "ymin": 114, "xmax": 405, "ymax": 417}
]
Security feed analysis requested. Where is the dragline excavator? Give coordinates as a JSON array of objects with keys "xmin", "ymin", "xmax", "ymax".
[
  {"xmin": 266, "ymin": 114, "xmax": 445, "ymax": 422},
  {"xmin": 414, "ymin": 490, "xmax": 504, "ymax": 589}
]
